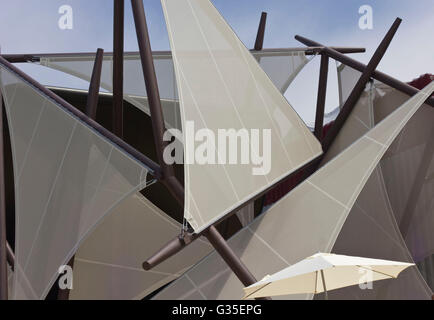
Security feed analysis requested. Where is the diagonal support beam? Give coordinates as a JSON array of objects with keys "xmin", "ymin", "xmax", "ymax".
[
  {"xmin": 131, "ymin": 0, "xmax": 184, "ymax": 206},
  {"xmin": 204, "ymin": 226, "xmax": 256, "ymax": 286},
  {"xmin": 132, "ymin": 0, "xmax": 258, "ymax": 289},
  {"xmin": 314, "ymin": 54, "xmax": 329, "ymax": 140},
  {"xmin": 295, "ymin": 18, "xmax": 402, "ymax": 181},
  {"xmin": 141, "ymin": 155, "xmax": 321, "ymax": 270},
  {"xmin": 254, "ymin": 12, "xmax": 267, "ymax": 51},
  {"xmin": 131, "ymin": 0, "xmax": 174, "ymax": 181},
  {"xmin": 295, "ymin": 38, "xmax": 434, "ymax": 110},
  {"xmin": 318, "ymin": 18, "xmax": 401, "ymax": 152}
]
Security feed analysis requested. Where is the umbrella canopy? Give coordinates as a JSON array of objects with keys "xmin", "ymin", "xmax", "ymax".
[{"xmin": 243, "ymin": 253, "xmax": 414, "ymax": 299}]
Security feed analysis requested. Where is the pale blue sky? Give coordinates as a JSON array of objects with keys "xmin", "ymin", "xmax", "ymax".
[{"xmin": 0, "ymin": 0, "xmax": 433, "ymax": 123}]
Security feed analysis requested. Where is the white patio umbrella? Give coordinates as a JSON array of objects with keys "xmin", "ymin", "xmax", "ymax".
[{"xmin": 243, "ymin": 253, "xmax": 414, "ymax": 300}]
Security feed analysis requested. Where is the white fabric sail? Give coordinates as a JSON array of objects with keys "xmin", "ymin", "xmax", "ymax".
[
  {"xmin": 39, "ymin": 53, "xmax": 182, "ymax": 130},
  {"xmin": 318, "ymin": 70, "xmax": 432, "ymax": 299},
  {"xmin": 255, "ymin": 50, "xmax": 309, "ymax": 93},
  {"xmin": 70, "ymin": 193, "xmax": 212, "ymax": 300},
  {"xmin": 161, "ymin": 0, "xmax": 322, "ymax": 233},
  {"xmin": 0, "ymin": 62, "xmax": 153, "ymax": 299},
  {"xmin": 38, "ymin": 49, "xmax": 309, "ymax": 131},
  {"xmin": 154, "ymin": 82, "xmax": 434, "ymax": 300},
  {"xmin": 374, "ymin": 85, "xmax": 434, "ymax": 264},
  {"xmin": 337, "ymin": 64, "xmax": 361, "ymax": 108}
]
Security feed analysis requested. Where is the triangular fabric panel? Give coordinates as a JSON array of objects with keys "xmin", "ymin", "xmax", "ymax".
[
  {"xmin": 318, "ymin": 78, "xmax": 432, "ymax": 299},
  {"xmin": 70, "ymin": 193, "xmax": 212, "ymax": 300},
  {"xmin": 39, "ymin": 53, "xmax": 182, "ymax": 131},
  {"xmin": 255, "ymin": 50, "xmax": 309, "ymax": 93},
  {"xmin": 38, "ymin": 49, "xmax": 309, "ymax": 132},
  {"xmin": 0, "ymin": 63, "xmax": 151, "ymax": 299},
  {"xmin": 161, "ymin": 0, "xmax": 322, "ymax": 232},
  {"xmin": 337, "ymin": 64, "xmax": 361, "ymax": 108},
  {"xmin": 153, "ymin": 82, "xmax": 434, "ymax": 300},
  {"xmin": 374, "ymin": 85, "xmax": 434, "ymax": 265}
]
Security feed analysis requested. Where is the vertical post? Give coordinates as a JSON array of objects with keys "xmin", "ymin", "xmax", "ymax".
[
  {"xmin": 322, "ymin": 18, "xmax": 402, "ymax": 152},
  {"xmin": 254, "ymin": 12, "xmax": 267, "ymax": 51},
  {"xmin": 314, "ymin": 54, "xmax": 329, "ymax": 141},
  {"xmin": 0, "ymin": 76, "xmax": 8, "ymax": 300},
  {"xmin": 130, "ymin": 0, "xmax": 176, "ymax": 181},
  {"xmin": 85, "ymin": 48, "xmax": 104, "ymax": 119},
  {"xmin": 113, "ymin": 0, "xmax": 124, "ymax": 138}
]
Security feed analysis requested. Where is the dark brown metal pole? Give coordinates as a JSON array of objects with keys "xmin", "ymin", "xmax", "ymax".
[
  {"xmin": 254, "ymin": 12, "xmax": 267, "ymax": 51},
  {"xmin": 0, "ymin": 79, "xmax": 7, "ymax": 300},
  {"xmin": 131, "ymin": 0, "xmax": 174, "ymax": 180},
  {"xmin": 2, "ymin": 46, "xmax": 366, "ymax": 63},
  {"xmin": 295, "ymin": 38, "xmax": 434, "ymax": 109},
  {"xmin": 314, "ymin": 54, "xmax": 329, "ymax": 141},
  {"xmin": 321, "ymin": 18, "xmax": 402, "ymax": 152},
  {"xmin": 130, "ymin": 0, "xmax": 185, "ymax": 206},
  {"xmin": 142, "ymin": 155, "xmax": 321, "ymax": 270},
  {"xmin": 132, "ymin": 0, "xmax": 258, "ymax": 288},
  {"xmin": 85, "ymin": 48, "xmax": 104, "ymax": 119},
  {"xmin": 142, "ymin": 233, "xmax": 198, "ymax": 270},
  {"xmin": 204, "ymin": 226, "xmax": 256, "ymax": 286},
  {"xmin": 113, "ymin": 0, "xmax": 124, "ymax": 138}
]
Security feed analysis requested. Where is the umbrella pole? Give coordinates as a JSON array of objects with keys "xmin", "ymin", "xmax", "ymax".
[{"xmin": 320, "ymin": 270, "xmax": 328, "ymax": 300}]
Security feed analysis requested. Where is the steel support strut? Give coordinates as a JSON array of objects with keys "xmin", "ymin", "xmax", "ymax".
[
  {"xmin": 2, "ymin": 46, "xmax": 366, "ymax": 63},
  {"xmin": 85, "ymin": 48, "xmax": 104, "ymax": 119},
  {"xmin": 131, "ymin": 0, "xmax": 258, "ymax": 288},
  {"xmin": 254, "ymin": 12, "xmax": 267, "ymax": 51},
  {"xmin": 0, "ymin": 72, "xmax": 8, "ymax": 300},
  {"xmin": 314, "ymin": 54, "xmax": 329, "ymax": 140},
  {"xmin": 295, "ymin": 39, "xmax": 434, "ymax": 108},
  {"xmin": 204, "ymin": 226, "xmax": 257, "ymax": 287},
  {"xmin": 321, "ymin": 18, "xmax": 402, "ymax": 152},
  {"xmin": 113, "ymin": 0, "xmax": 124, "ymax": 138}
]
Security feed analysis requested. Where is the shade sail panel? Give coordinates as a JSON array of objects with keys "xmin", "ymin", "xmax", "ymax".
[
  {"xmin": 320, "ymin": 82, "xmax": 432, "ymax": 299},
  {"xmin": 161, "ymin": 0, "xmax": 322, "ymax": 233},
  {"xmin": 322, "ymin": 82, "xmax": 375, "ymax": 164},
  {"xmin": 0, "ymin": 64, "xmax": 153, "ymax": 299},
  {"xmin": 70, "ymin": 193, "xmax": 212, "ymax": 300},
  {"xmin": 254, "ymin": 50, "xmax": 309, "ymax": 93},
  {"xmin": 374, "ymin": 86, "xmax": 434, "ymax": 264},
  {"xmin": 154, "ymin": 82, "xmax": 434, "ymax": 300},
  {"xmin": 39, "ymin": 49, "xmax": 309, "ymax": 132},
  {"xmin": 39, "ymin": 53, "xmax": 182, "ymax": 130},
  {"xmin": 328, "ymin": 169, "xmax": 432, "ymax": 299},
  {"xmin": 337, "ymin": 64, "xmax": 361, "ymax": 108}
]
